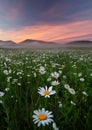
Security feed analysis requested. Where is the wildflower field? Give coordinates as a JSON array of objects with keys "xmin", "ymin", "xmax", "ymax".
[{"xmin": 0, "ymin": 48, "xmax": 92, "ymax": 130}]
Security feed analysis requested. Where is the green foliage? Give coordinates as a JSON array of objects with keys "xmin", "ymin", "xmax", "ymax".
[{"xmin": 0, "ymin": 48, "xmax": 92, "ymax": 130}]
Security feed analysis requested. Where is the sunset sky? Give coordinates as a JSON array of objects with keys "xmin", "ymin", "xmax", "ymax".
[{"xmin": 0, "ymin": 0, "xmax": 92, "ymax": 43}]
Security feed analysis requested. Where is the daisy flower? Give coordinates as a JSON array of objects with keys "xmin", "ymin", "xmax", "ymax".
[
  {"xmin": 70, "ymin": 101, "xmax": 76, "ymax": 105},
  {"xmin": 82, "ymin": 91, "xmax": 88, "ymax": 96},
  {"xmin": 51, "ymin": 72, "xmax": 60, "ymax": 79},
  {"xmin": 5, "ymin": 87, "xmax": 10, "ymax": 91},
  {"xmin": 58, "ymin": 101, "xmax": 63, "ymax": 108},
  {"xmin": 80, "ymin": 78, "xmax": 85, "ymax": 82},
  {"xmin": 38, "ymin": 86, "xmax": 56, "ymax": 98},
  {"xmin": 51, "ymin": 80, "xmax": 60, "ymax": 86},
  {"xmin": 90, "ymin": 73, "xmax": 92, "ymax": 76},
  {"xmin": 0, "ymin": 100, "xmax": 3, "ymax": 104},
  {"xmin": 68, "ymin": 88, "xmax": 75, "ymax": 95},
  {"xmin": 34, "ymin": 72, "xmax": 37, "ymax": 77},
  {"xmin": 63, "ymin": 75, "xmax": 67, "ymax": 79},
  {"xmin": 64, "ymin": 84, "xmax": 70, "ymax": 90},
  {"xmin": 47, "ymin": 77, "xmax": 52, "ymax": 82},
  {"xmin": 78, "ymin": 72, "xmax": 82, "ymax": 77},
  {"xmin": 58, "ymin": 70, "xmax": 62, "ymax": 74},
  {"xmin": 52, "ymin": 122, "xmax": 59, "ymax": 130},
  {"xmin": 0, "ymin": 91, "xmax": 4, "ymax": 97},
  {"xmin": 32, "ymin": 108, "xmax": 53, "ymax": 127},
  {"xmin": 3, "ymin": 70, "xmax": 9, "ymax": 75},
  {"xmin": 39, "ymin": 66, "xmax": 46, "ymax": 75}
]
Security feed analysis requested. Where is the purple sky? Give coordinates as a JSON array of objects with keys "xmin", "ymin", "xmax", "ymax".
[{"xmin": 0, "ymin": 0, "xmax": 92, "ymax": 43}]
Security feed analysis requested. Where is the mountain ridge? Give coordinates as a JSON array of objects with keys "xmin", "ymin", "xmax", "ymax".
[
  {"xmin": 67, "ymin": 40, "xmax": 92, "ymax": 44},
  {"xmin": 0, "ymin": 39, "xmax": 56, "ymax": 44},
  {"xmin": 19, "ymin": 39, "xmax": 56, "ymax": 44},
  {"xmin": 0, "ymin": 39, "xmax": 92, "ymax": 48},
  {"xmin": 0, "ymin": 39, "xmax": 58, "ymax": 48}
]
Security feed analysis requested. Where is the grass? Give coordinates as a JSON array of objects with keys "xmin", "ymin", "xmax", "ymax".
[{"xmin": 0, "ymin": 48, "xmax": 92, "ymax": 130}]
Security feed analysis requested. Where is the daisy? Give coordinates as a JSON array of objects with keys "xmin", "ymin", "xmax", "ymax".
[
  {"xmin": 5, "ymin": 87, "xmax": 10, "ymax": 91},
  {"xmin": 52, "ymin": 122, "xmax": 59, "ymax": 130},
  {"xmin": 58, "ymin": 101, "xmax": 63, "ymax": 108},
  {"xmin": 80, "ymin": 78, "xmax": 85, "ymax": 82},
  {"xmin": 38, "ymin": 86, "xmax": 56, "ymax": 98},
  {"xmin": 90, "ymin": 73, "xmax": 92, "ymax": 76},
  {"xmin": 82, "ymin": 91, "xmax": 88, "ymax": 96},
  {"xmin": 3, "ymin": 70, "xmax": 9, "ymax": 75},
  {"xmin": 78, "ymin": 72, "xmax": 82, "ymax": 77},
  {"xmin": 63, "ymin": 75, "xmax": 67, "ymax": 79},
  {"xmin": 51, "ymin": 80, "xmax": 60, "ymax": 86},
  {"xmin": 70, "ymin": 101, "xmax": 76, "ymax": 105},
  {"xmin": 68, "ymin": 88, "xmax": 75, "ymax": 95},
  {"xmin": 34, "ymin": 72, "xmax": 37, "ymax": 77},
  {"xmin": 39, "ymin": 66, "xmax": 46, "ymax": 75},
  {"xmin": 7, "ymin": 76, "xmax": 12, "ymax": 82},
  {"xmin": 64, "ymin": 84, "xmax": 70, "ymax": 90},
  {"xmin": 32, "ymin": 108, "xmax": 53, "ymax": 127},
  {"xmin": 59, "ymin": 70, "xmax": 62, "ymax": 74},
  {"xmin": 47, "ymin": 77, "xmax": 52, "ymax": 82},
  {"xmin": 0, "ymin": 91, "xmax": 4, "ymax": 97},
  {"xmin": 0, "ymin": 100, "xmax": 3, "ymax": 104},
  {"xmin": 51, "ymin": 72, "xmax": 60, "ymax": 79}
]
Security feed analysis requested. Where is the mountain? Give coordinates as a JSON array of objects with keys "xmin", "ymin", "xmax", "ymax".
[
  {"xmin": 65, "ymin": 40, "xmax": 92, "ymax": 47},
  {"xmin": 19, "ymin": 39, "xmax": 56, "ymax": 44},
  {"xmin": 0, "ymin": 40, "xmax": 17, "ymax": 48},
  {"xmin": 0, "ymin": 39, "xmax": 92, "ymax": 49},
  {"xmin": 17, "ymin": 39, "xmax": 59, "ymax": 48},
  {"xmin": 68, "ymin": 40, "xmax": 92, "ymax": 44},
  {"xmin": 0, "ymin": 39, "xmax": 59, "ymax": 48}
]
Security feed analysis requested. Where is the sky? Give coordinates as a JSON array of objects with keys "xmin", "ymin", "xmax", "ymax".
[{"xmin": 0, "ymin": 0, "xmax": 92, "ymax": 44}]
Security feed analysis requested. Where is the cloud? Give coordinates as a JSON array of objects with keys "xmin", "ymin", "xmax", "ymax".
[
  {"xmin": 37, "ymin": 0, "xmax": 92, "ymax": 25},
  {"xmin": 0, "ymin": 20, "xmax": 92, "ymax": 43},
  {"xmin": 0, "ymin": 0, "xmax": 92, "ymax": 31}
]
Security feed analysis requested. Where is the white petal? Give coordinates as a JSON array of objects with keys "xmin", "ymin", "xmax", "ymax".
[
  {"xmin": 37, "ymin": 121, "xmax": 42, "ymax": 127},
  {"xmin": 49, "ymin": 86, "xmax": 53, "ymax": 91}
]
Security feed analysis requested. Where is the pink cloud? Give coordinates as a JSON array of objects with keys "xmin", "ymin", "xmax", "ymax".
[{"xmin": 0, "ymin": 20, "xmax": 92, "ymax": 43}]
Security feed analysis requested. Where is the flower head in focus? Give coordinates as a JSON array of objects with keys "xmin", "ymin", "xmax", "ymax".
[
  {"xmin": 32, "ymin": 108, "xmax": 53, "ymax": 127},
  {"xmin": 38, "ymin": 86, "xmax": 56, "ymax": 98}
]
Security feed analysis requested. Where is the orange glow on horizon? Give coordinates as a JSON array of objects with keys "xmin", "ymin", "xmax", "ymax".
[{"xmin": 0, "ymin": 20, "xmax": 92, "ymax": 43}]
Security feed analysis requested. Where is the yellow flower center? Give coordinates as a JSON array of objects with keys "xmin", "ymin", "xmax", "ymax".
[
  {"xmin": 44, "ymin": 90, "xmax": 50, "ymax": 95},
  {"xmin": 38, "ymin": 113, "xmax": 47, "ymax": 120},
  {"xmin": 40, "ymin": 69, "xmax": 44, "ymax": 72},
  {"xmin": 65, "ymin": 85, "xmax": 69, "ymax": 89},
  {"xmin": 71, "ymin": 88, "xmax": 75, "ymax": 92},
  {"xmin": 54, "ymin": 74, "xmax": 57, "ymax": 77}
]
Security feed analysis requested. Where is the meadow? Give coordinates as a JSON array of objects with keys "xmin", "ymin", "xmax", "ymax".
[{"xmin": 0, "ymin": 48, "xmax": 92, "ymax": 130}]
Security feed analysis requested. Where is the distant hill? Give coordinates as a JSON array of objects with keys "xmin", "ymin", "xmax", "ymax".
[
  {"xmin": 0, "ymin": 40, "xmax": 17, "ymax": 48},
  {"xmin": 0, "ymin": 39, "xmax": 59, "ymax": 48},
  {"xmin": 65, "ymin": 40, "xmax": 92, "ymax": 47},
  {"xmin": 19, "ymin": 39, "xmax": 56, "ymax": 44},
  {"xmin": 68, "ymin": 40, "xmax": 92, "ymax": 44},
  {"xmin": 17, "ymin": 39, "xmax": 58, "ymax": 48},
  {"xmin": 0, "ymin": 39, "xmax": 92, "ymax": 48}
]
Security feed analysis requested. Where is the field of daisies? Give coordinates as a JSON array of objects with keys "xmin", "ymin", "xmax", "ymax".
[{"xmin": 0, "ymin": 48, "xmax": 92, "ymax": 130}]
